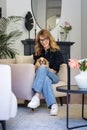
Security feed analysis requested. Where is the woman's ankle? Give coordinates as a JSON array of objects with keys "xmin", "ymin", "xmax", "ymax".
[{"xmin": 35, "ymin": 92, "xmax": 40, "ymax": 98}]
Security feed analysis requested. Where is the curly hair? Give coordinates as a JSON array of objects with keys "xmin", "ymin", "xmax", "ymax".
[{"xmin": 34, "ymin": 29, "xmax": 60, "ymax": 55}]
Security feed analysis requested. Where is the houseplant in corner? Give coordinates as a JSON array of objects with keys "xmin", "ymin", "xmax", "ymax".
[
  {"xmin": 68, "ymin": 58, "xmax": 87, "ymax": 89},
  {"xmin": 0, "ymin": 16, "xmax": 23, "ymax": 59}
]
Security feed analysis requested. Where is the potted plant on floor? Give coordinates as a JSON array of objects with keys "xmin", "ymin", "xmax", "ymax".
[{"xmin": 0, "ymin": 16, "xmax": 23, "ymax": 59}]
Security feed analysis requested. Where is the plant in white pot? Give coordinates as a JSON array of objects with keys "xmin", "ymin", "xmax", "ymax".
[
  {"xmin": 0, "ymin": 16, "xmax": 23, "ymax": 59},
  {"xmin": 68, "ymin": 58, "xmax": 87, "ymax": 89}
]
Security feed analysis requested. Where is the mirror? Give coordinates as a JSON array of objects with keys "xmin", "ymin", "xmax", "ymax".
[{"xmin": 31, "ymin": 0, "xmax": 62, "ymax": 31}]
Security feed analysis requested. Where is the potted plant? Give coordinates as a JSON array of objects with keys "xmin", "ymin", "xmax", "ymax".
[
  {"xmin": 68, "ymin": 58, "xmax": 87, "ymax": 88},
  {"xmin": 60, "ymin": 21, "xmax": 72, "ymax": 41},
  {"xmin": 0, "ymin": 16, "xmax": 23, "ymax": 59}
]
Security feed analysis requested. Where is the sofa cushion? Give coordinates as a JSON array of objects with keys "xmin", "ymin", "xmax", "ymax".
[
  {"xmin": 15, "ymin": 54, "xmax": 34, "ymax": 64},
  {"xmin": 0, "ymin": 58, "xmax": 16, "ymax": 64},
  {"xmin": 10, "ymin": 64, "xmax": 35, "ymax": 100}
]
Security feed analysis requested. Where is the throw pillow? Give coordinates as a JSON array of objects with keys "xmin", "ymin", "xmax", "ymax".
[
  {"xmin": 0, "ymin": 58, "xmax": 16, "ymax": 64},
  {"xmin": 15, "ymin": 54, "xmax": 34, "ymax": 64}
]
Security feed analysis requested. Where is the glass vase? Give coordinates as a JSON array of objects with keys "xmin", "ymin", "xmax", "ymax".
[{"xmin": 64, "ymin": 31, "xmax": 71, "ymax": 41}]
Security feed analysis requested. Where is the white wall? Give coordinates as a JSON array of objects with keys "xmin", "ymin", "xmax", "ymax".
[
  {"xmin": 1, "ymin": 0, "xmax": 81, "ymax": 84},
  {"xmin": 0, "ymin": 0, "xmax": 6, "ymax": 16},
  {"xmin": 52, "ymin": 0, "xmax": 81, "ymax": 84},
  {"xmin": 62, "ymin": 0, "xmax": 81, "ymax": 84},
  {"xmin": 81, "ymin": 0, "xmax": 87, "ymax": 59}
]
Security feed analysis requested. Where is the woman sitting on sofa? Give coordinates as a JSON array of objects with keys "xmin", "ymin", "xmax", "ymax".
[{"xmin": 27, "ymin": 29, "xmax": 64, "ymax": 116}]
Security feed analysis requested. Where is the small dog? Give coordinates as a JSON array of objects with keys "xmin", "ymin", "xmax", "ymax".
[{"xmin": 35, "ymin": 57, "xmax": 49, "ymax": 69}]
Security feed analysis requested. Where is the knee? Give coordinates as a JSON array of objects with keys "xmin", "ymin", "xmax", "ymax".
[
  {"xmin": 37, "ymin": 66, "xmax": 47, "ymax": 72},
  {"xmin": 45, "ymin": 76, "xmax": 52, "ymax": 84}
]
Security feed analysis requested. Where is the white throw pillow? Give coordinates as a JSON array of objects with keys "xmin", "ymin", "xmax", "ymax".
[
  {"xmin": 0, "ymin": 58, "xmax": 16, "ymax": 64},
  {"xmin": 15, "ymin": 54, "xmax": 34, "ymax": 64}
]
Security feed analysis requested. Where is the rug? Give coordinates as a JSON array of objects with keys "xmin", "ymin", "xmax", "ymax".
[
  {"xmin": 58, "ymin": 104, "xmax": 87, "ymax": 119},
  {"xmin": 0, "ymin": 104, "xmax": 87, "ymax": 130}
]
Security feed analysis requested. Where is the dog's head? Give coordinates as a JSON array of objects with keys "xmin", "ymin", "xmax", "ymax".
[
  {"xmin": 37, "ymin": 57, "xmax": 48, "ymax": 65},
  {"xmin": 36, "ymin": 57, "xmax": 49, "ymax": 68}
]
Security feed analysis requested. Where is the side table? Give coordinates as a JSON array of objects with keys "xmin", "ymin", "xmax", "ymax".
[{"xmin": 56, "ymin": 85, "xmax": 87, "ymax": 129}]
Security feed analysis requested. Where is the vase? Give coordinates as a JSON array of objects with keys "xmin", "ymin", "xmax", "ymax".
[
  {"xmin": 64, "ymin": 31, "xmax": 71, "ymax": 41},
  {"xmin": 74, "ymin": 71, "xmax": 87, "ymax": 89},
  {"xmin": 60, "ymin": 31, "xmax": 65, "ymax": 41}
]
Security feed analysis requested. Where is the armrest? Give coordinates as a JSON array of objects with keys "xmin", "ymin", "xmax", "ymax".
[
  {"xmin": 52, "ymin": 63, "xmax": 68, "ymax": 97},
  {"xmin": 57, "ymin": 63, "xmax": 68, "ymax": 84}
]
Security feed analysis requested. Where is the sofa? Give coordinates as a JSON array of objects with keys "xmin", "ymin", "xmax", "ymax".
[{"xmin": 0, "ymin": 54, "xmax": 68, "ymax": 105}]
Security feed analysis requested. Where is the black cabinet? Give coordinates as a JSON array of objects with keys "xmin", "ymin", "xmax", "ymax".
[
  {"xmin": 22, "ymin": 39, "xmax": 75, "ymax": 89},
  {"xmin": 22, "ymin": 39, "xmax": 74, "ymax": 63},
  {"xmin": 57, "ymin": 41, "xmax": 74, "ymax": 64},
  {"xmin": 21, "ymin": 39, "xmax": 35, "ymax": 55}
]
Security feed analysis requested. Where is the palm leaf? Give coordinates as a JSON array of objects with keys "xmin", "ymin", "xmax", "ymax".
[
  {"xmin": 0, "ymin": 16, "xmax": 23, "ymax": 33},
  {"xmin": 8, "ymin": 16, "xmax": 24, "ymax": 22},
  {"xmin": 0, "ymin": 16, "xmax": 23, "ymax": 58},
  {"xmin": 0, "ymin": 17, "xmax": 8, "ymax": 33}
]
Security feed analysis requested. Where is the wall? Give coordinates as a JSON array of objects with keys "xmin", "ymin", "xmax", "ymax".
[
  {"xmin": 61, "ymin": 0, "xmax": 81, "ymax": 85},
  {"xmin": 1, "ymin": 0, "xmax": 81, "ymax": 84},
  {"xmin": 81, "ymin": 0, "xmax": 87, "ymax": 59},
  {"xmin": 0, "ymin": 0, "xmax": 6, "ymax": 16}
]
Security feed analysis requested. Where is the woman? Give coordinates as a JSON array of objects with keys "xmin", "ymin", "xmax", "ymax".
[{"xmin": 27, "ymin": 29, "xmax": 64, "ymax": 116}]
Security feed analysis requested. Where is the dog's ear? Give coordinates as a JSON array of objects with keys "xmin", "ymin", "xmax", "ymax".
[
  {"xmin": 35, "ymin": 60, "xmax": 40, "ymax": 70},
  {"xmin": 44, "ymin": 58, "xmax": 49, "ymax": 67}
]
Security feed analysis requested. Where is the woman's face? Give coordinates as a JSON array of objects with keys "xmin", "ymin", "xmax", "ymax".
[{"xmin": 39, "ymin": 36, "xmax": 50, "ymax": 50}]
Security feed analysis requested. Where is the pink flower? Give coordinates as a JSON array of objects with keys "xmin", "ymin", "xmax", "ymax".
[
  {"xmin": 65, "ymin": 21, "xmax": 71, "ymax": 27},
  {"xmin": 85, "ymin": 62, "xmax": 87, "ymax": 67},
  {"xmin": 68, "ymin": 58, "xmax": 87, "ymax": 71},
  {"xmin": 60, "ymin": 21, "xmax": 72, "ymax": 33},
  {"xmin": 68, "ymin": 59, "xmax": 80, "ymax": 69}
]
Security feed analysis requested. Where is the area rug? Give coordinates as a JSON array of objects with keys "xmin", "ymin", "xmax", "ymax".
[
  {"xmin": 0, "ymin": 104, "xmax": 87, "ymax": 130},
  {"xmin": 58, "ymin": 104, "xmax": 87, "ymax": 119}
]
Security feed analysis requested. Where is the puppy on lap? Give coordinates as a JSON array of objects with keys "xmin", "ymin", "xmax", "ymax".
[{"xmin": 35, "ymin": 57, "xmax": 49, "ymax": 70}]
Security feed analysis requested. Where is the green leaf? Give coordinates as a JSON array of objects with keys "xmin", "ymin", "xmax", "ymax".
[{"xmin": 0, "ymin": 16, "xmax": 23, "ymax": 58}]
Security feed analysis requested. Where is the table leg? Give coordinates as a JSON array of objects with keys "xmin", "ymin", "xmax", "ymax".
[
  {"xmin": 66, "ymin": 92, "xmax": 69, "ymax": 129},
  {"xmin": 66, "ymin": 93, "xmax": 87, "ymax": 129},
  {"xmin": 82, "ymin": 94, "xmax": 87, "ymax": 120}
]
